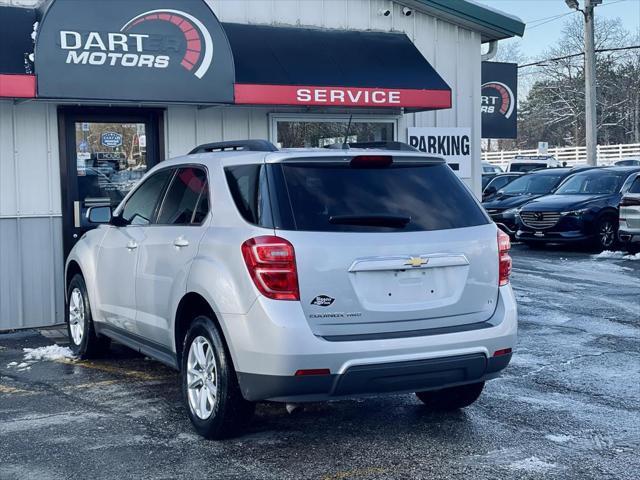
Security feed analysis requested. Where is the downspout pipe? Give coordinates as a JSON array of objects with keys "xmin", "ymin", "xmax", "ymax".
[{"xmin": 481, "ymin": 40, "xmax": 499, "ymax": 61}]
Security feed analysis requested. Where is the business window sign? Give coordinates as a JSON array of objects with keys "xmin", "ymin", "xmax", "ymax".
[
  {"xmin": 35, "ymin": 0, "xmax": 234, "ymax": 103},
  {"xmin": 481, "ymin": 62, "xmax": 518, "ymax": 139},
  {"xmin": 408, "ymin": 127, "xmax": 472, "ymax": 177},
  {"xmin": 101, "ymin": 132, "xmax": 123, "ymax": 148}
]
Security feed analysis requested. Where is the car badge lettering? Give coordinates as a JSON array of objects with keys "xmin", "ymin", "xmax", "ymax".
[{"xmin": 311, "ymin": 295, "xmax": 335, "ymax": 307}]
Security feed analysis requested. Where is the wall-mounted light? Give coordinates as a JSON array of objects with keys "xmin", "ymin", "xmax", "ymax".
[
  {"xmin": 402, "ymin": 7, "xmax": 413, "ymax": 16},
  {"xmin": 378, "ymin": 8, "xmax": 391, "ymax": 17}
]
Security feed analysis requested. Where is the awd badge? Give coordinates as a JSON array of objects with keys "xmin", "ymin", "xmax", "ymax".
[{"xmin": 311, "ymin": 295, "xmax": 335, "ymax": 307}]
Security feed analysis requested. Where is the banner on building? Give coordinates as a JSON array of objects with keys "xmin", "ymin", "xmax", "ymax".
[
  {"xmin": 407, "ymin": 127, "xmax": 472, "ymax": 177},
  {"xmin": 481, "ymin": 61, "xmax": 517, "ymax": 139}
]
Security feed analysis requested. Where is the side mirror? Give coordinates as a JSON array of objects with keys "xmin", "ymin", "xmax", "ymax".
[
  {"xmin": 484, "ymin": 186, "xmax": 497, "ymax": 197},
  {"xmin": 86, "ymin": 205, "xmax": 112, "ymax": 224}
]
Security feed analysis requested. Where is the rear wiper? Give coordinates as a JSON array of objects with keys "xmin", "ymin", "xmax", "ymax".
[{"xmin": 328, "ymin": 215, "xmax": 411, "ymax": 228}]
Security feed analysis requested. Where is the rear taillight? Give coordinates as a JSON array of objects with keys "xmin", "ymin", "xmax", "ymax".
[
  {"xmin": 241, "ymin": 236, "xmax": 299, "ymax": 301},
  {"xmin": 498, "ymin": 229, "xmax": 512, "ymax": 286}
]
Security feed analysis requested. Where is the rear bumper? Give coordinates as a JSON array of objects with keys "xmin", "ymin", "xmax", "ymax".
[
  {"xmin": 619, "ymin": 227, "xmax": 640, "ymax": 244},
  {"xmin": 220, "ymin": 285, "xmax": 517, "ymax": 402},
  {"xmin": 237, "ymin": 353, "xmax": 511, "ymax": 402}
]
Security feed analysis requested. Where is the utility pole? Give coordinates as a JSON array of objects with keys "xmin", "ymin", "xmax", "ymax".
[{"xmin": 566, "ymin": 0, "xmax": 601, "ymax": 166}]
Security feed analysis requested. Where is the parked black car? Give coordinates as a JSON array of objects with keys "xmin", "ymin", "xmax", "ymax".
[
  {"xmin": 516, "ymin": 166, "xmax": 640, "ymax": 250},
  {"xmin": 481, "ymin": 162, "xmax": 504, "ymax": 190},
  {"xmin": 482, "ymin": 168, "xmax": 578, "ymax": 236},
  {"xmin": 482, "ymin": 173, "xmax": 522, "ymax": 201}
]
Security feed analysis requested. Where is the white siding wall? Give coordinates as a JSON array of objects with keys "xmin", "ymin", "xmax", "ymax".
[
  {"xmin": 0, "ymin": 100, "xmax": 64, "ymax": 329},
  {"xmin": 165, "ymin": 0, "xmax": 483, "ymax": 193}
]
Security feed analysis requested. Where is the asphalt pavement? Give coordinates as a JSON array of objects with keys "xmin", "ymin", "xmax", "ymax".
[{"xmin": 1, "ymin": 245, "xmax": 639, "ymax": 480}]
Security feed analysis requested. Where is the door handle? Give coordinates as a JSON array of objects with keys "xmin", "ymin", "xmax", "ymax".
[
  {"xmin": 126, "ymin": 241, "xmax": 138, "ymax": 250},
  {"xmin": 174, "ymin": 237, "xmax": 190, "ymax": 248}
]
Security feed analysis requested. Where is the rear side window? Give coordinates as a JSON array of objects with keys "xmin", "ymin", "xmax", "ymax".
[
  {"xmin": 156, "ymin": 167, "xmax": 208, "ymax": 225},
  {"xmin": 277, "ymin": 162, "xmax": 488, "ymax": 232},
  {"xmin": 225, "ymin": 164, "xmax": 273, "ymax": 226}
]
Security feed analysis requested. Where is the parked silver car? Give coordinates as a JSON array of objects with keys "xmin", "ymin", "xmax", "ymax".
[
  {"xmin": 619, "ymin": 172, "xmax": 640, "ymax": 250},
  {"xmin": 65, "ymin": 140, "xmax": 517, "ymax": 439}
]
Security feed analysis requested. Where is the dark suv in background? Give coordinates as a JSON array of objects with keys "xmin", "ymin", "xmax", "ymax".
[
  {"xmin": 483, "ymin": 168, "xmax": 578, "ymax": 236},
  {"xmin": 516, "ymin": 166, "xmax": 640, "ymax": 250}
]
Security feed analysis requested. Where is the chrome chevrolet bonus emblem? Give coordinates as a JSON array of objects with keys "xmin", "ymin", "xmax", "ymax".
[{"xmin": 405, "ymin": 257, "xmax": 428, "ymax": 267}]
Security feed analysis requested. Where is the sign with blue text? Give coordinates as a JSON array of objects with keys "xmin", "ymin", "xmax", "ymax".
[{"xmin": 101, "ymin": 132, "xmax": 123, "ymax": 148}]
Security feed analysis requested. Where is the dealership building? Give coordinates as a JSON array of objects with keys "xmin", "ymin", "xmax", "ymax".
[{"xmin": 0, "ymin": 0, "xmax": 524, "ymax": 330}]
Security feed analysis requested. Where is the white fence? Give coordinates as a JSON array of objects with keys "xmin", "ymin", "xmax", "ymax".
[{"xmin": 483, "ymin": 143, "xmax": 640, "ymax": 170}]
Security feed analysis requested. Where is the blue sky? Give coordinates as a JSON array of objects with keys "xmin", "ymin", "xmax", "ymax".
[{"xmin": 476, "ymin": 0, "xmax": 640, "ymax": 60}]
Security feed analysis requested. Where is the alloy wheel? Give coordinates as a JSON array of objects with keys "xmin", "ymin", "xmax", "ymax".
[
  {"xmin": 186, "ymin": 336, "xmax": 218, "ymax": 420},
  {"xmin": 600, "ymin": 221, "xmax": 615, "ymax": 248},
  {"xmin": 68, "ymin": 288, "xmax": 85, "ymax": 345}
]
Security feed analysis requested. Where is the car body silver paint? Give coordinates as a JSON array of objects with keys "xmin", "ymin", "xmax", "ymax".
[{"xmin": 66, "ymin": 147, "xmax": 518, "ymax": 393}]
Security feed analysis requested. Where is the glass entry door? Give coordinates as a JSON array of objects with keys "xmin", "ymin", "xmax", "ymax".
[{"xmin": 59, "ymin": 108, "xmax": 163, "ymax": 256}]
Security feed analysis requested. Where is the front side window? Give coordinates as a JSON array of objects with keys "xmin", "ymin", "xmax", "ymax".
[
  {"xmin": 156, "ymin": 167, "xmax": 209, "ymax": 225},
  {"xmin": 121, "ymin": 169, "xmax": 173, "ymax": 225},
  {"xmin": 502, "ymin": 173, "xmax": 564, "ymax": 195},
  {"xmin": 629, "ymin": 177, "xmax": 640, "ymax": 194}
]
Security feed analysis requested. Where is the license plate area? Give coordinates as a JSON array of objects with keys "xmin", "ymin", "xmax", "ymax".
[{"xmin": 350, "ymin": 265, "xmax": 467, "ymax": 311}]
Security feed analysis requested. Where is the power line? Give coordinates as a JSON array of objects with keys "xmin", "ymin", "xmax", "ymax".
[
  {"xmin": 527, "ymin": 12, "xmax": 576, "ymax": 30},
  {"xmin": 518, "ymin": 45, "xmax": 640, "ymax": 68}
]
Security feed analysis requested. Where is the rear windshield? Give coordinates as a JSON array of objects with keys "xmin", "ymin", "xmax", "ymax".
[
  {"xmin": 226, "ymin": 161, "xmax": 488, "ymax": 232},
  {"xmin": 510, "ymin": 163, "xmax": 545, "ymax": 173}
]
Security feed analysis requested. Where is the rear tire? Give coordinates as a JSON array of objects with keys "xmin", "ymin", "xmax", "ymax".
[
  {"xmin": 66, "ymin": 274, "xmax": 111, "ymax": 358},
  {"xmin": 181, "ymin": 315, "xmax": 255, "ymax": 439},
  {"xmin": 416, "ymin": 382, "xmax": 485, "ymax": 410}
]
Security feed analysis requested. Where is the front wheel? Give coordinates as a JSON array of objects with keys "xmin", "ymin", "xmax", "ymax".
[
  {"xmin": 181, "ymin": 316, "xmax": 255, "ymax": 439},
  {"xmin": 416, "ymin": 382, "xmax": 485, "ymax": 410},
  {"xmin": 66, "ymin": 274, "xmax": 110, "ymax": 358},
  {"xmin": 594, "ymin": 217, "xmax": 617, "ymax": 251}
]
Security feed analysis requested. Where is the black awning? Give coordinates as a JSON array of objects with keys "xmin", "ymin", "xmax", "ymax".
[
  {"xmin": 223, "ymin": 23, "xmax": 451, "ymax": 111},
  {"xmin": 0, "ymin": 6, "xmax": 36, "ymax": 98},
  {"xmin": 0, "ymin": 6, "xmax": 35, "ymax": 74}
]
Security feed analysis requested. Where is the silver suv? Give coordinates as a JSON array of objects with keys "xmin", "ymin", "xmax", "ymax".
[{"xmin": 65, "ymin": 140, "xmax": 517, "ymax": 439}]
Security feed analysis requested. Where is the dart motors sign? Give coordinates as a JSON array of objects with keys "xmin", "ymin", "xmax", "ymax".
[
  {"xmin": 481, "ymin": 62, "xmax": 518, "ymax": 139},
  {"xmin": 35, "ymin": 0, "xmax": 234, "ymax": 103}
]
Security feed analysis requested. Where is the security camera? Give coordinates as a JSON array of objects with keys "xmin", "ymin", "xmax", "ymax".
[
  {"xmin": 402, "ymin": 7, "xmax": 413, "ymax": 16},
  {"xmin": 378, "ymin": 8, "xmax": 391, "ymax": 17}
]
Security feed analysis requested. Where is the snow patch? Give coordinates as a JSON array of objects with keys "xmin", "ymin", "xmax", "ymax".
[
  {"xmin": 509, "ymin": 456, "xmax": 556, "ymax": 472},
  {"xmin": 546, "ymin": 434, "xmax": 573, "ymax": 443},
  {"xmin": 593, "ymin": 250, "xmax": 640, "ymax": 261},
  {"xmin": 23, "ymin": 345, "xmax": 75, "ymax": 362}
]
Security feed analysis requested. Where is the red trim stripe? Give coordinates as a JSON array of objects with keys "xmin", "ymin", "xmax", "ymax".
[
  {"xmin": 234, "ymin": 84, "xmax": 451, "ymax": 109},
  {"xmin": 0, "ymin": 74, "xmax": 36, "ymax": 98}
]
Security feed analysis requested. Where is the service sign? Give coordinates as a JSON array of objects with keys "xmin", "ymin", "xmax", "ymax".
[
  {"xmin": 35, "ymin": 0, "xmax": 234, "ymax": 103},
  {"xmin": 407, "ymin": 127, "xmax": 472, "ymax": 177},
  {"xmin": 481, "ymin": 62, "xmax": 517, "ymax": 139}
]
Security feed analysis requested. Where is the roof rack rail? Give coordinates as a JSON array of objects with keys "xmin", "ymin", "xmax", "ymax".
[
  {"xmin": 189, "ymin": 140, "xmax": 278, "ymax": 154},
  {"xmin": 325, "ymin": 141, "xmax": 418, "ymax": 152}
]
